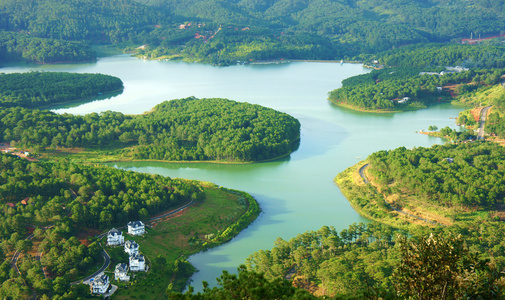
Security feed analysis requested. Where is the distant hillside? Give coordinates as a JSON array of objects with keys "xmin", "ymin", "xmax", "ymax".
[
  {"xmin": 133, "ymin": 0, "xmax": 505, "ymax": 52},
  {"xmin": 1, "ymin": 0, "xmax": 505, "ymax": 62}
]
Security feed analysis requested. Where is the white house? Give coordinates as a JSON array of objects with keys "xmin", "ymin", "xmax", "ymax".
[
  {"xmin": 124, "ymin": 240, "xmax": 140, "ymax": 256},
  {"xmin": 114, "ymin": 263, "xmax": 130, "ymax": 281},
  {"xmin": 91, "ymin": 273, "xmax": 110, "ymax": 294},
  {"xmin": 129, "ymin": 254, "xmax": 146, "ymax": 272},
  {"xmin": 127, "ymin": 221, "xmax": 145, "ymax": 236},
  {"xmin": 107, "ymin": 228, "xmax": 124, "ymax": 246},
  {"xmin": 398, "ymin": 97, "xmax": 410, "ymax": 104}
]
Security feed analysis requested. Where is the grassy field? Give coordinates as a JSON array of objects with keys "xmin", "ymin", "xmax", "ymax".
[{"xmin": 110, "ymin": 182, "xmax": 260, "ymax": 299}]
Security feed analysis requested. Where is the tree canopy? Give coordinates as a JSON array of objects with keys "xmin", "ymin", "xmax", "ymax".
[
  {"xmin": 244, "ymin": 222, "xmax": 505, "ymax": 299},
  {"xmin": 0, "ymin": 30, "xmax": 96, "ymax": 64},
  {"xmin": 367, "ymin": 142, "xmax": 505, "ymax": 209}
]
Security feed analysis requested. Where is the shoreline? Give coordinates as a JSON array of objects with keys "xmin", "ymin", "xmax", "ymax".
[
  {"xmin": 40, "ymin": 138, "xmax": 300, "ymax": 165},
  {"xmin": 329, "ymin": 100, "xmax": 402, "ymax": 114},
  {"xmin": 334, "ymin": 161, "xmax": 447, "ymax": 229},
  {"xmin": 41, "ymin": 88, "xmax": 124, "ymax": 110}
]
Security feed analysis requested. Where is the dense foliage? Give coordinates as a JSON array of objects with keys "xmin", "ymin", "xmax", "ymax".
[
  {"xmin": 0, "ymin": 0, "xmax": 165, "ymax": 44},
  {"xmin": 0, "ymin": 97, "xmax": 300, "ymax": 162},
  {"xmin": 0, "ymin": 30, "xmax": 95, "ymax": 64},
  {"xmin": 129, "ymin": 98, "xmax": 300, "ymax": 161},
  {"xmin": 0, "ymin": 72, "xmax": 123, "ymax": 108},
  {"xmin": 245, "ymin": 222, "xmax": 505, "ymax": 299},
  {"xmin": 372, "ymin": 43, "xmax": 505, "ymax": 69},
  {"xmin": 139, "ymin": 0, "xmax": 505, "ymax": 56},
  {"xmin": 0, "ymin": 152, "xmax": 203, "ymax": 234},
  {"xmin": 328, "ymin": 68, "xmax": 505, "ymax": 111},
  {"xmin": 367, "ymin": 142, "xmax": 505, "ymax": 209}
]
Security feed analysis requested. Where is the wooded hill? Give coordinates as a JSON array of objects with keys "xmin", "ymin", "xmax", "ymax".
[
  {"xmin": 1, "ymin": 0, "xmax": 505, "ymax": 64},
  {"xmin": 370, "ymin": 43, "xmax": 505, "ymax": 69},
  {"xmin": 328, "ymin": 42, "xmax": 505, "ymax": 112},
  {"xmin": 0, "ymin": 97, "xmax": 301, "ymax": 162}
]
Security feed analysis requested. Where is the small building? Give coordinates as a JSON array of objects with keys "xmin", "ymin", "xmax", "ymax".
[
  {"xmin": 6, "ymin": 203, "xmax": 15, "ymax": 208},
  {"xmin": 107, "ymin": 228, "xmax": 125, "ymax": 246},
  {"xmin": 129, "ymin": 254, "xmax": 146, "ymax": 272},
  {"xmin": 91, "ymin": 273, "xmax": 110, "ymax": 294},
  {"xmin": 436, "ymin": 87, "xmax": 443, "ymax": 92},
  {"xmin": 419, "ymin": 71, "xmax": 439, "ymax": 76},
  {"xmin": 114, "ymin": 263, "xmax": 130, "ymax": 281},
  {"xmin": 127, "ymin": 221, "xmax": 145, "ymax": 236},
  {"xmin": 398, "ymin": 97, "xmax": 410, "ymax": 104},
  {"xmin": 124, "ymin": 240, "xmax": 140, "ymax": 256},
  {"xmin": 446, "ymin": 66, "xmax": 469, "ymax": 73},
  {"xmin": 446, "ymin": 158, "xmax": 454, "ymax": 163}
]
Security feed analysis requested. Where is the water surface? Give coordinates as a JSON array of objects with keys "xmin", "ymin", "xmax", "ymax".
[{"xmin": 1, "ymin": 56, "xmax": 463, "ymax": 290}]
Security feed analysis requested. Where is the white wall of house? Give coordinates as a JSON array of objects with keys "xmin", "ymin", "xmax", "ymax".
[
  {"xmin": 127, "ymin": 221, "xmax": 145, "ymax": 236},
  {"xmin": 91, "ymin": 274, "xmax": 110, "ymax": 294},
  {"xmin": 129, "ymin": 254, "xmax": 146, "ymax": 272},
  {"xmin": 124, "ymin": 240, "xmax": 139, "ymax": 256},
  {"xmin": 107, "ymin": 228, "xmax": 125, "ymax": 246}
]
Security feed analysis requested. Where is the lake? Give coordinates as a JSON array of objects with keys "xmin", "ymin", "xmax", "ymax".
[{"xmin": 1, "ymin": 55, "xmax": 463, "ymax": 290}]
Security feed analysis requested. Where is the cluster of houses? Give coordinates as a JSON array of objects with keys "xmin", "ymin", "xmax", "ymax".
[
  {"xmin": 419, "ymin": 66, "xmax": 469, "ymax": 77},
  {"xmin": 178, "ymin": 22, "xmax": 205, "ymax": 29},
  {"xmin": 90, "ymin": 221, "xmax": 147, "ymax": 295}
]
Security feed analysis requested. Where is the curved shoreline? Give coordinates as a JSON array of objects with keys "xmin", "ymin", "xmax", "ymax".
[{"xmin": 335, "ymin": 161, "xmax": 446, "ymax": 229}]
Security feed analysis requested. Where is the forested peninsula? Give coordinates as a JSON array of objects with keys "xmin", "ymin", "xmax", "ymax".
[
  {"xmin": 0, "ymin": 97, "xmax": 300, "ymax": 163},
  {"xmin": 0, "ymin": 72, "xmax": 123, "ymax": 108},
  {"xmin": 336, "ymin": 142, "xmax": 505, "ymax": 228},
  {"xmin": 0, "ymin": 152, "xmax": 202, "ymax": 297},
  {"xmin": 0, "ymin": 151, "xmax": 261, "ymax": 299},
  {"xmin": 328, "ymin": 44, "xmax": 505, "ymax": 112}
]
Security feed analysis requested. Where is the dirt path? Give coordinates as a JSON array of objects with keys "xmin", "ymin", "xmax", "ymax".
[
  {"xmin": 357, "ymin": 163, "xmax": 439, "ymax": 226},
  {"xmin": 477, "ymin": 106, "xmax": 492, "ymax": 140}
]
